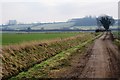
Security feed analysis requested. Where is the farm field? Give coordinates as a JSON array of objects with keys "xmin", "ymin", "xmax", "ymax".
[
  {"xmin": 1, "ymin": 32, "xmax": 80, "ymax": 45},
  {"xmin": 2, "ymin": 32, "xmax": 99, "ymax": 79}
]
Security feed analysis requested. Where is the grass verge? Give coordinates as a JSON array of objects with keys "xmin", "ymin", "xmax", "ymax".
[
  {"xmin": 2, "ymin": 33, "xmax": 97, "ymax": 79},
  {"xmin": 9, "ymin": 33, "xmax": 102, "ymax": 79}
]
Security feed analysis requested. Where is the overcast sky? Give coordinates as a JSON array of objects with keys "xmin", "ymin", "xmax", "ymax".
[{"xmin": 0, "ymin": 0, "xmax": 119, "ymax": 24}]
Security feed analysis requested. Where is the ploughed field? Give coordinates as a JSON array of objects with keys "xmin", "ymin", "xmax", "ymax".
[{"xmin": 2, "ymin": 32, "xmax": 80, "ymax": 45}]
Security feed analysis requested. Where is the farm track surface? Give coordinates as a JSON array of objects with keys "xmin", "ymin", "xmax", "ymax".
[
  {"xmin": 51, "ymin": 32, "xmax": 120, "ymax": 78},
  {"xmin": 79, "ymin": 32, "xmax": 120, "ymax": 78}
]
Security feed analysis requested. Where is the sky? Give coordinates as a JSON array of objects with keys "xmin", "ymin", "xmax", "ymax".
[{"xmin": 0, "ymin": 0, "xmax": 119, "ymax": 24}]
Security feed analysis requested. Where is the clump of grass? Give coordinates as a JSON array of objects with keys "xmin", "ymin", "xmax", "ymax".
[
  {"xmin": 114, "ymin": 39, "xmax": 120, "ymax": 49},
  {"xmin": 112, "ymin": 32, "xmax": 120, "ymax": 49}
]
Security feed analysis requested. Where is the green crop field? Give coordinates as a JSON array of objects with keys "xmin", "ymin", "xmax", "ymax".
[{"xmin": 1, "ymin": 32, "xmax": 80, "ymax": 45}]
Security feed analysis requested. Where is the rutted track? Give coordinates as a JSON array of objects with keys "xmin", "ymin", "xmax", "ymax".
[{"xmin": 79, "ymin": 32, "xmax": 120, "ymax": 78}]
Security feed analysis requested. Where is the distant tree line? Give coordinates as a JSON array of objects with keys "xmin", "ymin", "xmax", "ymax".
[
  {"xmin": 69, "ymin": 16, "xmax": 117, "ymax": 26},
  {"xmin": 69, "ymin": 16, "xmax": 97, "ymax": 26}
]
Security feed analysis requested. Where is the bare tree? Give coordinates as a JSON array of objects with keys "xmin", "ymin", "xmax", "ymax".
[{"xmin": 97, "ymin": 15, "xmax": 115, "ymax": 31}]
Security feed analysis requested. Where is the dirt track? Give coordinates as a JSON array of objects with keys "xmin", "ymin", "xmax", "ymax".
[
  {"xmin": 79, "ymin": 32, "xmax": 120, "ymax": 78},
  {"xmin": 49, "ymin": 32, "xmax": 120, "ymax": 78}
]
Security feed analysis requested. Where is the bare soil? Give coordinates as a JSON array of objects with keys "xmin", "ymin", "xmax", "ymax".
[{"xmin": 49, "ymin": 32, "xmax": 120, "ymax": 78}]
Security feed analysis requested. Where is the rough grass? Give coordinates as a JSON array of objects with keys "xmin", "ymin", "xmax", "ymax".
[
  {"xmin": 9, "ymin": 32, "xmax": 102, "ymax": 79},
  {"xmin": 2, "ymin": 32, "xmax": 80, "ymax": 45},
  {"xmin": 2, "ymin": 32, "xmax": 100, "ymax": 79},
  {"xmin": 113, "ymin": 32, "xmax": 120, "ymax": 40},
  {"xmin": 114, "ymin": 39, "xmax": 120, "ymax": 49},
  {"xmin": 10, "ymin": 42, "xmax": 89, "ymax": 79},
  {"xmin": 113, "ymin": 32, "xmax": 120, "ymax": 49}
]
